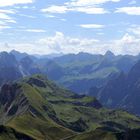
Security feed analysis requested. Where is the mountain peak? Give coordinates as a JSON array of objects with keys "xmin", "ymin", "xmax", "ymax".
[
  {"xmin": 10, "ymin": 50, "xmax": 28, "ymax": 61},
  {"xmin": 0, "ymin": 51, "xmax": 17, "ymax": 67},
  {"xmin": 0, "ymin": 51, "xmax": 9, "ymax": 55},
  {"xmin": 105, "ymin": 51, "xmax": 114, "ymax": 57},
  {"xmin": 78, "ymin": 52, "xmax": 91, "ymax": 55},
  {"xmin": 10, "ymin": 49, "xmax": 27, "ymax": 55},
  {"xmin": 10, "ymin": 49, "xmax": 19, "ymax": 54}
]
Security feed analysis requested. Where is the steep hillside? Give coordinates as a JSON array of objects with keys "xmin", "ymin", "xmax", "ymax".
[
  {"xmin": 89, "ymin": 60, "xmax": 140, "ymax": 115},
  {"xmin": 0, "ymin": 75, "xmax": 140, "ymax": 139}
]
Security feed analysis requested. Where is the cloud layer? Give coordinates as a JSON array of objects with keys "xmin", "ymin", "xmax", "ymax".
[
  {"xmin": 0, "ymin": 0, "xmax": 33, "ymax": 7},
  {"xmin": 2, "ymin": 31, "xmax": 140, "ymax": 56},
  {"xmin": 116, "ymin": 7, "xmax": 140, "ymax": 15},
  {"xmin": 41, "ymin": 0, "xmax": 121, "ymax": 14},
  {"xmin": 0, "ymin": 0, "xmax": 140, "ymax": 55}
]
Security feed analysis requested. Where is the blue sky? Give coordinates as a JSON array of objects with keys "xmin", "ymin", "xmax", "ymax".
[{"xmin": 0, "ymin": 0, "xmax": 140, "ymax": 55}]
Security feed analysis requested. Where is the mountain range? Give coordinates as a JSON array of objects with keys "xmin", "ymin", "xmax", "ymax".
[
  {"xmin": 1, "ymin": 50, "xmax": 140, "ymax": 116},
  {"xmin": 8, "ymin": 50, "xmax": 140, "ymax": 93},
  {"xmin": 0, "ymin": 74, "xmax": 140, "ymax": 140},
  {"xmin": 0, "ymin": 50, "xmax": 140, "ymax": 139}
]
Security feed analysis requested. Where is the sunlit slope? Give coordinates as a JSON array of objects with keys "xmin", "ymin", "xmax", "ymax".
[{"xmin": 0, "ymin": 74, "xmax": 140, "ymax": 139}]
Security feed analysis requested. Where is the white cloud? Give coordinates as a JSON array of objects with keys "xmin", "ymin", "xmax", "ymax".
[
  {"xmin": 42, "ymin": 6, "xmax": 69, "ymax": 14},
  {"xmin": 75, "ymin": 7, "xmax": 108, "ymax": 14},
  {"xmin": 19, "ymin": 14, "xmax": 36, "ymax": 19},
  {"xmin": 79, "ymin": 24, "xmax": 105, "ymax": 29},
  {"xmin": 45, "ymin": 15, "xmax": 56, "ymax": 18},
  {"xmin": 68, "ymin": 0, "xmax": 120, "ymax": 6},
  {"xmin": 1, "ymin": 32, "xmax": 140, "ymax": 56},
  {"xmin": 0, "ymin": 9, "xmax": 16, "ymax": 30},
  {"xmin": 0, "ymin": 43, "xmax": 38, "ymax": 54},
  {"xmin": 14, "ymin": 5, "xmax": 35, "ymax": 9},
  {"xmin": 2, "ymin": 32, "xmax": 99, "ymax": 55},
  {"xmin": 37, "ymin": 32, "xmax": 140, "ymax": 55},
  {"xmin": 0, "ymin": 25, "xmax": 11, "ymax": 31},
  {"xmin": 14, "ymin": 28, "xmax": 46, "ymax": 33},
  {"xmin": 25, "ymin": 29, "xmax": 46, "ymax": 33},
  {"xmin": 41, "ymin": 0, "xmax": 120, "ymax": 15},
  {"xmin": 42, "ymin": 6, "xmax": 107, "ymax": 14},
  {"xmin": 116, "ymin": 7, "xmax": 140, "ymax": 15},
  {"xmin": 0, "ymin": 9, "xmax": 16, "ymax": 14},
  {"xmin": 128, "ymin": 25, "xmax": 140, "ymax": 37},
  {"xmin": 0, "ymin": 0, "xmax": 33, "ymax": 7},
  {"xmin": 35, "ymin": 32, "xmax": 99, "ymax": 54},
  {"xmin": 110, "ymin": 33, "xmax": 140, "ymax": 55},
  {"xmin": 0, "ymin": 9, "xmax": 16, "ymax": 21},
  {"xmin": 4, "ymin": 19, "xmax": 17, "ymax": 23},
  {"xmin": 0, "ymin": 13, "xmax": 12, "ymax": 20},
  {"xmin": 117, "ymin": 33, "xmax": 139, "ymax": 44}
]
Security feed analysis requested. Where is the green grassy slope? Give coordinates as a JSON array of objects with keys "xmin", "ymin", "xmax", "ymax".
[
  {"xmin": 68, "ymin": 128, "xmax": 140, "ymax": 140},
  {"xmin": 0, "ymin": 74, "xmax": 140, "ymax": 140}
]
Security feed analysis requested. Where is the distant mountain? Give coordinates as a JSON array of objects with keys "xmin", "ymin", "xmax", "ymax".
[
  {"xmin": 49, "ymin": 51, "xmax": 139, "ymax": 93},
  {"xmin": 33, "ymin": 52, "xmax": 64, "ymax": 59},
  {"xmin": 89, "ymin": 60, "xmax": 140, "ymax": 115},
  {"xmin": 0, "ymin": 50, "xmax": 140, "ymax": 94},
  {"xmin": 10, "ymin": 50, "xmax": 28, "ymax": 61},
  {"xmin": 120, "ymin": 60, "xmax": 140, "ymax": 115},
  {"xmin": 46, "ymin": 52, "xmax": 64, "ymax": 58},
  {"xmin": 41, "ymin": 60, "xmax": 64, "ymax": 80},
  {"xmin": 0, "ymin": 52, "xmax": 22, "ymax": 85},
  {"xmin": 20, "ymin": 56, "xmax": 41, "ymax": 75},
  {"xmin": 0, "ymin": 74, "xmax": 140, "ymax": 140},
  {"xmin": 10, "ymin": 50, "xmax": 37, "ymax": 61},
  {"xmin": 53, "ymin": 52, "xmax": 102, "ymax": 64},
  {"xmin": 104, "ymin": 50, "xmax": 115, "ymax": 59},
  {"xmin": 0, "ymin": 51, "xmax": 18, "ymax": 67},
  {"xmin": 0, "ymin": 51, "xmax": 42, "ymax": 85}
]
